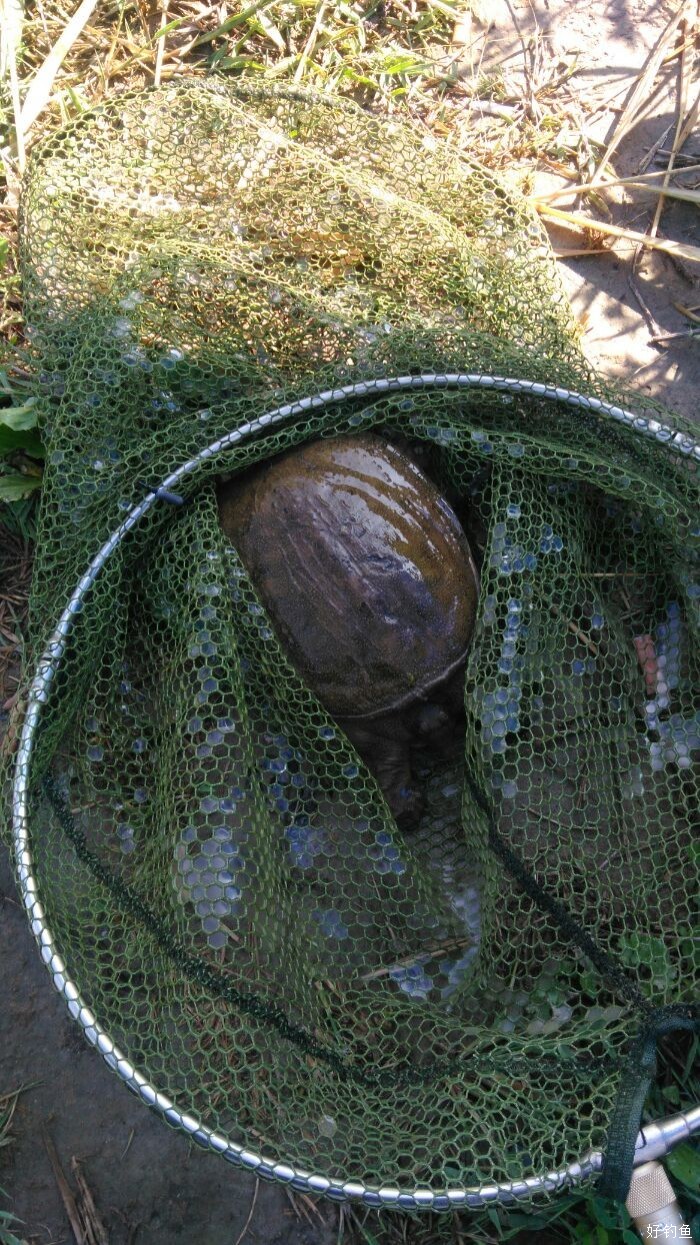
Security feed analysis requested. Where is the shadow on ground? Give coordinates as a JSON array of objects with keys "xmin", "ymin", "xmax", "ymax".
[{"xmin": 0, "ymin": 851, "xmax": 337, "ymax": 1245}]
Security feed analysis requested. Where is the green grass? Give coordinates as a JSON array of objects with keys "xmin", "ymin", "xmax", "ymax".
[
  {"xmin": 0, "ymin": 0, "xmax": 590, "ymax": 530},
  {"xmin": 0, "ymin": 0, "xmax": 592, "ymax": 528},
  {"xmin": 0, "ymin": 365, "xmax": 42, "ymax": 506},
  {"xmin": 0, "ymin": 1089, "xmax": 31, "ymax": 1245},
  {"xmin": 0, "ymin": 1207, "xmax": 26, "ymax": 1245}
]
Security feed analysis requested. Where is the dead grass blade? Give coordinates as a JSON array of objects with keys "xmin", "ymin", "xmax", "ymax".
[
  {"xmin": 590, "ymin": 2, "xmax": 691, "ymax": 184},
  {"xmin": 540, "ymin": 181, "xmax": 700, "ymax": 207},
  {"xmin": 153, "ymin": 0, "xmax": 169, "ymax": 86},
  {"xmin": 650, "ymin": 325, "xmax": 700, "ymax": 342},
  {"xmin": 70, "ymin": 1158, "xmax": 109, "ymax": 1245},
  {"xmin": 233, "ymin": 1177, "xmax": 260, "ymax": 1245},
  {"xmin": 190, "ymin": 0, "xmax": 275, "ymax": 50},
  {"xmin": 0, "ymin": 0, "xmax": 22, "ymax": 78},
  {"xmin": 43, "ymin": 1131, "xmax": 111, "ymax": 1245},
  {"xmin": 550, "ymin": 602, "xmax": 598, "ymax": 656},
  {"xmin": 19, "ymin": 0, "xmax": 101, "ymax": 133},
  {"xmin": 639, "ymin": 120, "xmax": 678, "ymax": 173},
  {"xmin": 44, "ymin": 1131, "xmax": 86, "ymax": 1245},
  {"xmin": 1, "ymin": 0, "xmax": 26, "ymax": 172},
  {"xmin": 359, "ymin": 935, "xmax": 472, "ymax": 981},
  {"xmin": 0, "ymin": 1082, "xmax": 38, "ymax": 1149},
  {"xmin": 293, "ymin": 0, "xmax": 329, "ymax": 84},
  {"xmin": 674, "ymin": 301, "xmax": 700, "ymax": 322},
  {"xmin": 649, "ymin": 6, "xmax": 698, "ymax": 238},
  {"xmin": 423, "ymin": 0, "xmax": 467, "ymax": 19},
  {"xmin": 631, "ymin": 179, "xmax": 700, "ymax": 206},
  {"xmin": 100, "ymin": 2, "xmax": 127, "ymax": 88},
  {"xmin": 535, "ymin": 203, "xmax": 700, "ymax": 263},
  {"xmin": 553, "ymin": 247, "xmax": 621, "ymax": 257},
  {"xmin": 530, "ymin": 164, "xmax": 700, "ymax": 201},
  {"xmin": 674, "ymin": 91, "xmax": 700, "ymax": 149},
  {"xmin": 257, "ymin": 7, "xmax": 286, "ymax": 55},
  {"xmin": 668, "ymin": 89, "xmax": 700, "ymax": 156}
]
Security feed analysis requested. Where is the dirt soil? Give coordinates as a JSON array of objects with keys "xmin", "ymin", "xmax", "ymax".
[
  {"xmin": 531, "ymin": 0, "xmax": 700, "ymax": 422},
  {"xmin": 1, "ymin": 2, "xmax": 698, "ymax": 1243}
]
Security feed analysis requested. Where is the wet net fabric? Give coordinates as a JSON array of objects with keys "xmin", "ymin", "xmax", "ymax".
[{"xmin": 6, "ymin": 79, "xmax": 700, "ymax": 1200}]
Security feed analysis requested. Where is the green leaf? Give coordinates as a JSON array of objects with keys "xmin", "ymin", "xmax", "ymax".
[
  {"xmin": 0, "ymin": 474, "xmax": 42, "ymax": 500},
  {"xmin": 0, "ymin": 1207, "xmax": 25, "ymax": 1245},
  {"xmin": 0, "ymin": 398, "xmax": 39, "ymax": 431},
  {"xmin": 339, "ymin": 66, "xmax": 381, "ymax": 89},
  {"xmin": 667, "ymin": 1143, "xmax": 700, "ymax": 1194},
  {"xmin": 590, "ymin": 1196, "xmax": 624, "ymax": 1229},
  {"xmin": 503, "ymin": 1211, "xmax": 552, "ymax": 1229},
  {"xmin": 619, "ymin": 932, "xmax": 676, "ymax": 993},
  {"xmin": 355, "ymin": 1227, "xmax": 380, "ymax": 1245},
  {"xmin": 381, "ymin": 54, "xmax": 427, "ymax": 76},
  {"xmin": 0, "ymin": 238, "xmax": 8, "ymax": 270},
  {"xmin": 0, "ymin": 426, "xmax": 45, "ymax": 457},
  {"xmin": 575, "ymin": 1227, "xmax": 613, "ymax": 1245},
  {"xmin": 0, "ymin": 495, "xmax": 37, "ymax": 539},
  {"xmin": 210, "ymin": 52, "xmax": 265, "ymax": 70}
]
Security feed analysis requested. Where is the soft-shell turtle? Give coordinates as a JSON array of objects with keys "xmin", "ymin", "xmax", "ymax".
[{"xmin": 218, "ymin": 434, "xmax": 479, "ymax": 825}]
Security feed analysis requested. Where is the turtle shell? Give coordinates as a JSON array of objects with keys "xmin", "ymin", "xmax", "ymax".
[{"xmin": 218, "ymin": 434, "xmax": 479, "ymax": 720}]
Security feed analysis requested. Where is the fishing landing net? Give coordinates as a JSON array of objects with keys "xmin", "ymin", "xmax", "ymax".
[{"xmin": 6, "ymin": 79, "xmax": 700, "ymax": 1209}]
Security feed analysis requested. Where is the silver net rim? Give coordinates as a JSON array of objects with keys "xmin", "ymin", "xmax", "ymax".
[{"xmin": 12, "ymin": 372, "xmax": 700, "ymax": 1207}]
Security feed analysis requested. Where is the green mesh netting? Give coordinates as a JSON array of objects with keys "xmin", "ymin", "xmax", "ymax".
[{"xmin": 6, "ymin": 79, "xmax": 700, "ymax": 1203}]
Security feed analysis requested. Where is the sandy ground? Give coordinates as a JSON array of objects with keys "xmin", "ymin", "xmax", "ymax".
[
  {"xmin": 536, "ymin": 0, "xmax": 700, "ymax": 422},
  {"xmin": 1, "ymin": 1, "xmax": 698, "ymax": 1242},
  {"xmin": 463, "ymin": 0, "xmax": 699, "ymax": 422}
]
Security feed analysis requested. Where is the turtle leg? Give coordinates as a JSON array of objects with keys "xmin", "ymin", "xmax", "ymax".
[{"xmin": 341, "ymin": 715, "xmax": 424, "ymax": 829}]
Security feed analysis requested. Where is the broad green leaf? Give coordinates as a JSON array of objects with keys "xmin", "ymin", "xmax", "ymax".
[
  {"xmin": 381, "ymin": 54, "xmax": 426, "ymax": 75},
  {"xmin": 0, "ymin": 426, "xmax": 45, "ymax": 457},
  {"xmin": 210, "ymin": 53, "xmax": 265, "ymax": 70},
  {"xmin": 590, "ymin": 1195, "xmax": 624, "ymax": 1228},
  {"xmin": 0, "ymin": 398, "xmax": 39, "ymax": 431},
  {"xmin": 0, "ymin": 473, "xmax": 42, "ymax": 500},
  {"xmin": 667, "ymin": 1143, "xmax": 700, "ymax": 1193},
  {"xmin": 503, "ymin": 1211, "xmax": 552, "ymax": 1229}
]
